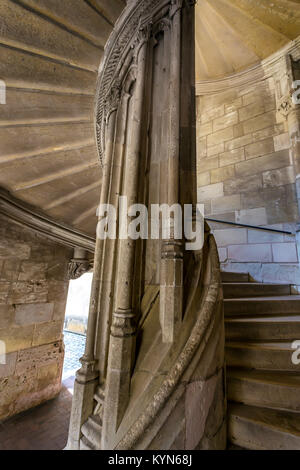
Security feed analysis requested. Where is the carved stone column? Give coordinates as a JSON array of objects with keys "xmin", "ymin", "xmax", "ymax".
[
  {"xmin": 160, "ymin": 0, "xmax": 184, "ymax": 343},
  {"xmin": 67, "ymin": 0, "xmax": 226, "ymax": 451},
  {"xmin": 274, "ymin": 55, "xmax": 300, "ymax": 214},
  {"xmin": 66, "ymin": 95, "xmax": 118, "ymax": 451},
  {"xmin": 101, "ymin": 26, "xmax": 149, "ymax": 449}
]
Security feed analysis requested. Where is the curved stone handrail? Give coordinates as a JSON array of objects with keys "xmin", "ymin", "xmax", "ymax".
[{"xmin": 115, "ymin": 228, "xmax": 224, "ymax": 449}]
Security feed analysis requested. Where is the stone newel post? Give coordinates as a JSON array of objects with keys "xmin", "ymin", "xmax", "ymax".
[
  {"xmin": 101, "ymin": 25, "xmax": 149, "ymax": 449},
  {"xmin": 160, "ymin": 0, "xmax": 183, "ymax": 344}
]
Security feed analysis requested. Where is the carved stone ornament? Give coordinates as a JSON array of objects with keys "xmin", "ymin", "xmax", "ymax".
[
  {"xmin": 277, "ymin": 94, "xmax": 294, "ymax": 118},
  {"xmin": 68, "ymin": 259, "xmax": 92, "ymax": 280},
  {"xmin": 95, "ymin": 0, "xmax": 195, "ymax": 166}
]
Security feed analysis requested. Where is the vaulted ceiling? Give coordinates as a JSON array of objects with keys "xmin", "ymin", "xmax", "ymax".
[
  {"xmin": 196, "ymin": 0, "xmax": 300, "ymax": 80},
  {"xmin": 0, "ymin": 0, "xmax": 299, "ymax": 238}
]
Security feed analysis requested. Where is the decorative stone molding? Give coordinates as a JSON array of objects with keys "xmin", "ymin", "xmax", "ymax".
[
  {"xmin": 0, "ymin": 188, "xmax": 95, "ymax": 253},
  {"xmin": 68, "ymin": 259, "xmax": 92, "ymax": 280},
  {"xmin": 95, "ymin": 0, "xmax": 175, "ymax": 166},
  {"xmin": 277, "ymin": 93, "xmax": 294, "ymax": 118}
]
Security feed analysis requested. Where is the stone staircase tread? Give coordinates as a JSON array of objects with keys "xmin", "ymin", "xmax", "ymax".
[
  {"xmin": 229, "ymin": 404, "xmax": 300, "ymax": 436},
  {"xmin": 224, "ymin": 283, "xmax": 290, "ymax": 286},
  {"xmin": 80, "ymin": 436, "xmax": 97, "ymax": 450},
  {"xmin": 226, "ymin": 341, "xmax": 294, "ymax": 350},
  {"xmin": 226, "ymin": 315, "xmax": 300, "ymax": 323},
  {"xmin": 227, "ymin": 368, "xmax": 300, "ymax": 386},
  {"xmin": 224, "ymin": 295, "xmax": 300, "ymax": 302}
]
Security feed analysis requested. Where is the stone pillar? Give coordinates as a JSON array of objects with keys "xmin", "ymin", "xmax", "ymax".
[
  {"xmin": 101, "ymin": 27, "xmax": 149, "ymax": 449},
  {"xmin": 66, "ymin": 100, "xmax": 117, "ymax": 450},
  {"xmin": 160, "ymin": 1, "xmax": 183, "ymax": 344},
  {"xmin": 96, "ymin": 89, "xmax": 131, "ymax": 378}
]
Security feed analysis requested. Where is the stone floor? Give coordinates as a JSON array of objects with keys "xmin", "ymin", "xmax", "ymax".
[{"xmin": 0, "ymin": 331, "xmax": 86, "ymax": 450}]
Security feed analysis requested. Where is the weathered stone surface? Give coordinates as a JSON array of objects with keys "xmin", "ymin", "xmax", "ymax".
[
  {"xmin": 263, "ymin": 166, "xmax": 295, "ymax": 188},
  {"xmin": 198, "ymin": 183, "xmax": 224, "ymax": 201},
  {"xmin": 10, "ymin": 281, "xmax": 48, "ymax": 304},
  {"xmin": 0, "ymin": 241, "xmax": 30, "ymax": 260},
  {"xmin": 0, "ymin": 281, "xmax": 10, "ymax": 303},
  {"xmin": 18, "ymin": 262, "xmax": 47, "ymax": 281},
  {"xmin": 0, "ymin": 304, "xmax": 14, "ymax": 329},
  {"xmin": 185, "ymin": 375, "xmax": 218, "ymax": 450},
  {"xmin": 225, "ymin": 134, "xmax": 253, "ymax": 151},
  {"xmin": 245, "ymin": 138, "xmax": 275, "ymax": 160},
  {"xmin": 211, "ymin": 165, "xmax": 235, "ymax": 183},
  {"xmin": 213, "ymin": 111, "xmax": 238, "ymax": 132},
  {"xmin": 33, "ymin": 320, "xmax": 63, "ymax": 347},
  {"xmin": 272, "ymin": 243, "xmax": 298, "ymax": 263},
  {"xmin": 15, "ymin": 303, "xmax": 54, "ymax": 326},
  {"xmin": 243, "ymin": 111, "xmax": 276, "ymax": 134},
  {"xmin": 0, "ymin": 352, "xmax": 17, "ymax": 379},
  {"xmin": 218, "ymin": 248, "xmax": 227, "ymax": 263},
  {"xmin": 219, "ymin": 148, "xmax": 245, "ymax": 167},
  {"xmin": 228, "ymin": 244, "xmax": 272, "ymax": 262},
  {"xmin": 214, "ymin": 229, "xmax": 247, "ymax": 247},
  {"xmin": 212, "ymin": 194, "xmax": 241, "ymax": 214},
  {"xmin": 235, "ymin": 208, "xmax": 267, "ymax": 226},
  {"xmin": 207, "ymin": 142, "xmax": 224, "ymax": 157},
  {"xmin": 0, "ymin": 217, "xmax": 70, "ymax": 421},
  {"xmin": 248, "ymin": 226, "xmax": 284, "ymax": 244},
  {"xmin": 0, "ymin": 325, "xmax": 34, "ymax": 354},
  {"xmin": 207, "ymin": 126, "xmax": 234, "ymax": 147},
  {"xmin": 224, "ymin": 174, "xmax": 263, "ymax": 196},
  {"xmin": 15, "ymin": 342, "xmax": 63, "ymax": 376},
  {"xmin": 1, "ymin": 260, "xmax": 21, "ymax": 281},
  {"xmin": 239, "ymin": 102, "xmax": 265, "ymax": 122},
  {"xmin": 199, "ymin": 121, "xmax": 213, "ymax": 137},
  {"xmin": 197, "ymin": 171, "xmax": 210, "ymax": 186},
  {"xmin": 274, "ymin": 133, "xmax": 290, "ymax": 151},
  {"xmin": 198, "ymin": 156, "xmax": 219, "ymax": 173},
  {"xmin": 235, "ymin": 150, "xmax": 290, "ymax": 177}
]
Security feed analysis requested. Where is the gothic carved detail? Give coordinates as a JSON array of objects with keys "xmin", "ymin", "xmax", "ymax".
[
  {"xmin": 104, "ymin": 79, "xmax": 122, "ymax": 122},
  {"xmin": 95, "ymin": 0, "xmax": 172, "ymax": 166},
  {"xmin": 277, "ymin": 94, "xmax": 294, "ymax": 117},
  {"xmin": 68, "ymin": 259, "xmax": 92, "ymax": 280}
]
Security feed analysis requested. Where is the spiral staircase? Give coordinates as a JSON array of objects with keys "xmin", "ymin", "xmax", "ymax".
[{"xmin": 0, "ymin": 0, "xmax": 300, "ymax": 451}]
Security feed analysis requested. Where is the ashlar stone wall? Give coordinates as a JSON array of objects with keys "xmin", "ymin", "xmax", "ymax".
[
  {"xmin": 0, "ymin": 215, "xmax": 72, "ymax": 420},
  {"xmin": 197, "ymin": 78, "xmax": 300, "ymax": 287}
]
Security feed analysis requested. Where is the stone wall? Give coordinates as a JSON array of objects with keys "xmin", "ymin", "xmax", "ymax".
[
  {"xmin": 0, "ymin": 215, "xmax": 72, "ymax": 420},
  {"xmin": 197, "ymin": 77, "xmax": 300, "ymax": 287}
]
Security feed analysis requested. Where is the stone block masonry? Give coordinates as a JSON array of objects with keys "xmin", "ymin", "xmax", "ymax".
[
  {"xmin": 0, "ymin": 215, "xmax": 72, "ymax": 421},
  {"xmin": 197, "ymin": 77, "xmax": 300, "ymax": 286}
]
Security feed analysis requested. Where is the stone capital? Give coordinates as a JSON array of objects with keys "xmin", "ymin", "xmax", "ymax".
[{"xmin": 68, "ymin": 259, "xmax": 92, "ymax": 280}]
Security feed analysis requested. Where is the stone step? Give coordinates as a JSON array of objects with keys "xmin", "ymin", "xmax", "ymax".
[
  {"xmin": 225, "ymin": 315, "xmax": 300, "ymax": 341},
  {"xmin": 227, "ymin": 368, "xmax": 300, "ymax": 411},
  {"xmin": 224, "ymin": 296, "xmax": 300, "ymax": 317},
  {"xmin": 94, "ymin": 385, "xmax": 105, "ymax": 405},
  {"xmin": 223, "ymin": 283, "xmax": 290, "ymax": 299},
  {"xmin": 228, "ymin": 403, "xmax": 300, "ymax": 450},
  {"xmin": 81, "ymin": 414, "xmax": 102, "ymax": 450},
  {"xmin": 226, "ymin": 341, "xmax": 298, "ymax": 371},
  {"xmin": 80, "ymin": 436, "xmax": 96, "ymax": 450},
  {"xmin": 221, "ymin": 271, "xmax": 249, "ymax": 283}
]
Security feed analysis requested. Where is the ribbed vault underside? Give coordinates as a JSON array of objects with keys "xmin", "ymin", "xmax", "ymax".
[{"xmin": 0, "ymin": 0, "xmax": 299, "ymax": 236}]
